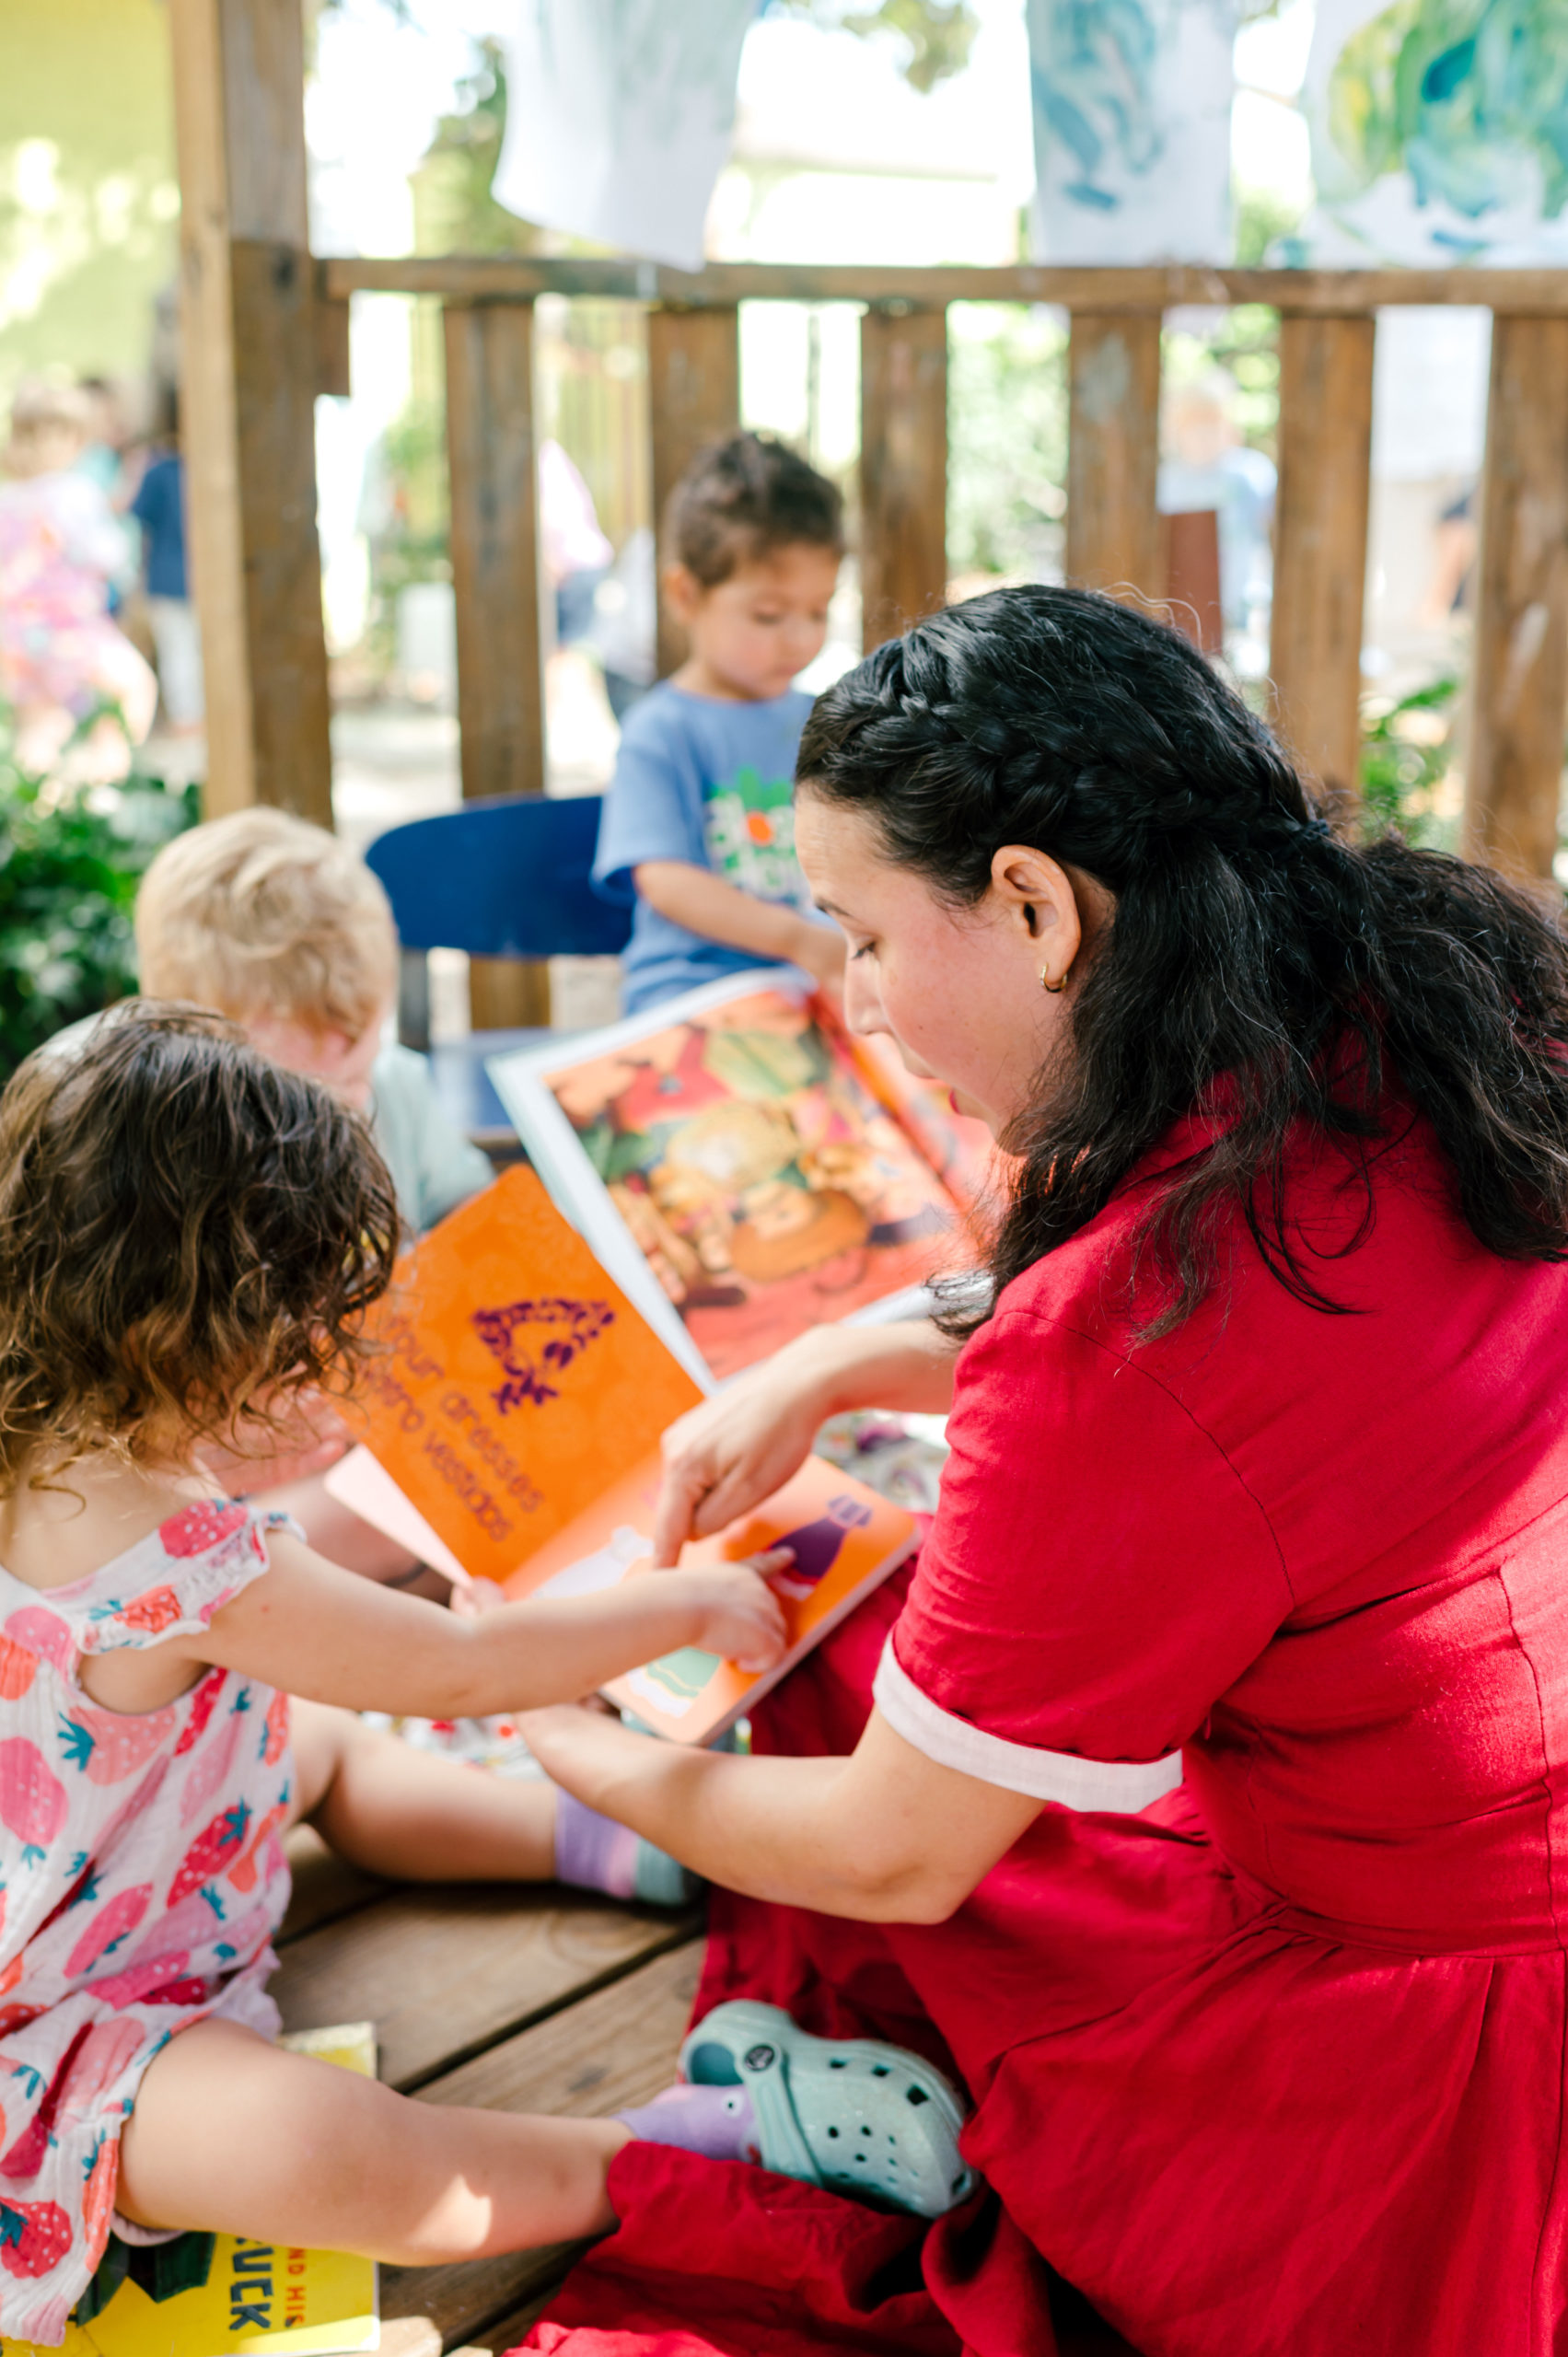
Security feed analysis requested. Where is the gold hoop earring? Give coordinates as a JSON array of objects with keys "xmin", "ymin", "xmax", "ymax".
[{"xmin": 1040, "ymin": 967, "xmax": 1069, "ymax": 994}]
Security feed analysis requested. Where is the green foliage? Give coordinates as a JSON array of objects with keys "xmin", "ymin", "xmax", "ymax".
[
  {"xmin": 0, "ymin": 713, "xmax": 197, "ymax": 1079},
  {"xmin": 947, "ymin": 306, "xmax": 1069, "ymax": 580},
  {"xmin": 1358, "ymin": 674, "xmax": 1460, "ymax": 848}
]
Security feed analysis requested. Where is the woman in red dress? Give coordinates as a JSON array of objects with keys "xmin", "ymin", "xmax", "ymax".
[{"xmin": 521, "ymin": 585, "xmax": 1568, "ymax": 2357}]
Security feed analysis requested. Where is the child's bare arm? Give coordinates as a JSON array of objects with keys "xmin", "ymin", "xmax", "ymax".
[
  {"xmin": 190, "ymin": 1528, "xmax": 788, "ymax": 1716},
  {"xmin": 634, "ymin": 859, "xmax": 844, "ymax": 993}
]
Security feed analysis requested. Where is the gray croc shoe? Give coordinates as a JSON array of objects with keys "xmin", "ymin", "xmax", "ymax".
[{"xmin": 679, "ymin": 1998, "xmax": 977, "ymax": 2219}]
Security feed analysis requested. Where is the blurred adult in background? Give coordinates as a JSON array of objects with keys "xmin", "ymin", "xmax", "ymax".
[
  {"xmin": 1157, "ymin": 370, "xmax": 1276, "ymax": 636},
  {"xmin": 130, "ymin": 390, "xmax": 203, "ymax": 738},
  {"xmin": 0, "ymin": 379, "xmax": 154, "ymax": 778}
]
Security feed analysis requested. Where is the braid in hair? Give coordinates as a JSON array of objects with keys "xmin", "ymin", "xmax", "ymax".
[{"xmin": 797, "ymin": 585, "xmax": 1568, "ymax": 1337}]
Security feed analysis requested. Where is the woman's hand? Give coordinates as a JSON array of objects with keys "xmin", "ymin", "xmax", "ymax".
[
  {"xmin": 657, "ymin": 1551, "xmax": 792, "ymax": 1673},
  {"xmin": 652, "ymin": 1321, "xmax": 963, "ymax": 1564},
  {"xmin": 653, "ymin": 1340, "xmax": 842, "ymax": 1563}
]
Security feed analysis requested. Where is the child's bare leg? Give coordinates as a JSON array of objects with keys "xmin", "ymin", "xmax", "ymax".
[
  {"xmin": 292, "ymin": 1698, "xmax": 557, "ymax": 1883},
  {"xmin": 118, "ymin": 2019, "xmax": 627, "ymax": 2258}
]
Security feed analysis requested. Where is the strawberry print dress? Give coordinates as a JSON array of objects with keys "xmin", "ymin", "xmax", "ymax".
[{"xmin": 0, "ymin": 1501, "xmax": 297, "ymax": 2346}]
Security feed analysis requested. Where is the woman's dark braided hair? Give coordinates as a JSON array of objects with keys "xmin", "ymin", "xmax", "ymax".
[{"xmin": 797, "ymin": 585, "xmax": 1568, "ymax": 1337}]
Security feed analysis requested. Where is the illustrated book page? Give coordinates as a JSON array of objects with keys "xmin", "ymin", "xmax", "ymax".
[
  {"xmin": 486, "ymin": 967, "xmax": 995, "ymax": 1385},
  {"xmin": 510, "ymin": 1451, "xmax": 918, "ymax": 1746}
]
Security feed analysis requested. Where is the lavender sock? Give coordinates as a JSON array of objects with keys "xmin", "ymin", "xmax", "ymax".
[
  {"xmin": 614, "ymin": 2082, "xmax": 760, "ymax": 2165},
  {"xmin": 553, "ymin": 1787, "xmax": 702, "ymax": 1906}
]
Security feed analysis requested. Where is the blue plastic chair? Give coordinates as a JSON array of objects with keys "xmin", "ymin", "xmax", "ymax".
[{"xmin": 365, "ymin": 791, "xmax": 630, "ymax": 1143}]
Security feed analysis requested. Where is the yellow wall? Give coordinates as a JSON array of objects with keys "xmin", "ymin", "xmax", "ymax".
[{"xmin": 0, "ymin": 0, "xmax": 179, "ymax": 409}]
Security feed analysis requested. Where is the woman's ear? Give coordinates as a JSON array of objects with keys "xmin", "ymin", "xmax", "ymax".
[{"xmin": 990, "ymin": 845, "xmax": 1084, "ymax": 987}]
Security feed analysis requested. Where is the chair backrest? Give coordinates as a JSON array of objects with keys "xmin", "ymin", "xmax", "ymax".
[{"xmin": 364, "ymin": 792, "xmax": 632, "ymax": 961}]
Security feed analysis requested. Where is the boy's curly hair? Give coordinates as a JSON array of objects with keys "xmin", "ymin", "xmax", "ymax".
[{"xmin": 0, "ymin": 1004, "xmax": 401, "ymax": 1493}]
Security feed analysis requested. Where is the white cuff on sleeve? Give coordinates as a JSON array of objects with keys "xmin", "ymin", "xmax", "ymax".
[{"xmin": 872, "ymin": 1634, "xmax": 1183, "ymax": 1811}]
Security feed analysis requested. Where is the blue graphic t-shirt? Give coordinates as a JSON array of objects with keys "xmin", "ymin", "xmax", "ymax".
[{"xmin": 593, "ymin": 682, "xmax": 824, "ymax": 1012}]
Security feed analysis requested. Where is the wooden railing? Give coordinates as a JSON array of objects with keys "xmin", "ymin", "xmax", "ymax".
[{"xmin": 170, "ymin": 3, "xmax": 1568, "ymax": 974}]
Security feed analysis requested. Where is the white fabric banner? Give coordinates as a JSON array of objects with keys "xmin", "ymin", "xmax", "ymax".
[
  {"xmin": 1298, "ymin": 0, "xmax": 1568, "ymax": 268},
  {"xmin": 1026, "ymin": 0, "xmax": 1237, "ymax": 265},
  {"xmin": 493, "ymin": 0, "xmax": 758, "ymax": 273}
]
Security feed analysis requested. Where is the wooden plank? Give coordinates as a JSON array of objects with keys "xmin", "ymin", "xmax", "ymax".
[
  {"xmin": 443, "ymin": 299, "xmax": 550, "ymax": 1028},
  {"xmin": 1463, "ymin": 315, "xmax": 1568, "ymax": 885},
  {"xmin": 859, "ymin": 306, "xmax": 948, "ymax": 650},
  {"xmin": 168, "ymin": 0, "xmax": 332, "ymax": 823},
  {"xmin": 1065, "ymin": 310, "xmax": 1162, "ymax": 601},
  {"xmin": 379, "ymin": 1941, "xmax": 703, "ymax": 2346},
  {"xmin": 316, "ymin": 290, "xmax": 352, "ymax": 398},
  {"xmin": 272, "ymin": 1880, "xmax": 699, "ymax": 2091},
  {"xmin": 647, "ymin": 306, "xmax": 740, "ymax": 679},
  {"xmin": 278, "ymin": 1824, "xmax": 389, "ymax": 1945},
  {"xmin": 327, "ymin": 256, "xmax": 1568, "ymax": 317},
  {"xmin": 1269, "ymin": 312, "xmax": 1376, "ymax": 819}
]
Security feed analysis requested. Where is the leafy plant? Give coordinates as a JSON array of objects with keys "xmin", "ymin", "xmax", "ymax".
[
  {"xmin": 947, "ymin": 306, "xmax": 1069, "ymax": 580},
  {"xmin": 0, "ymin": 711, "xmax": 197, "ymax": 1078},
  {"xmin": 1358, "ymin": 673, "xmax": 1460, "ymax": 847}
]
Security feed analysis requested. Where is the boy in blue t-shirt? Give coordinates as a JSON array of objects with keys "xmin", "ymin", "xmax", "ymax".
[{"xmin": 593, "ymin": 432, "xmax": 846, "ymax": 1013}]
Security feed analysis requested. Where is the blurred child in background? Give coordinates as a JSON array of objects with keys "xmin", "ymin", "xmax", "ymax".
[
  {"xmin": 592, "ymin": 432, "xmax": 846, "ymax": 1014},
  {"xmin": 130, "ymin": 390, "xmax": 203, "ymax": 737},
  {"xmin": 0, "ymin": 379, "xmax": 154, "ymax": 776}
]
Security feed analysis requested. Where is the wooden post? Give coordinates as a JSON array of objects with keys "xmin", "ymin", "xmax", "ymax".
[
  {"xmin": 647, "ymin": 306, "xmax": 740, "ymax": 678},
  {"xmin": 168, "ymin": 0, "xmax": 332, "ymax": 823},
  {"xmin": 1463, "ymin": 316, "xmax": 1568, "ymax": 886},
  {"xmin": 859, "ymin": 305, "xmax": 948, "ymax": 651},
  {"xmin": 443, "ymin": 299, "xmax": 551, "ymax": 1029},
  {"xmin": 1269, "ymin": 312, "xmax": 1376, "ymax": 822},
  {"xmin": 1065, "ymin": 310, "xmax": 1162, "ymax": 600}
]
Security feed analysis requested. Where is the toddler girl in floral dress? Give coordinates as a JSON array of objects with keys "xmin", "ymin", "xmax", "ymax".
[{"xmin": 0, "ymin": 1006, "xmax": 792, "ymax": 2345}]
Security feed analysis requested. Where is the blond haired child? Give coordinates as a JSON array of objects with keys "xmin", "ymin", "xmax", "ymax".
[
  {"xmin": 135, "ymin": 807, "xmax": 492, "ymax": 1236},
  {"xmin": 0, "ymin": 1008, "xmax": 792, "ymax": 2344},
  {"xmin": 592, "ymin": 432, "xmax": 847, "ymax": 1014},
  {"xmin": 130, "ymin": 808, "xmax": 494, "ymax": 1584}
]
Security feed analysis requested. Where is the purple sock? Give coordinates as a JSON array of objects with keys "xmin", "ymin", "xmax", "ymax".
[
  {"xmin": 553, "ymin": 1786, "xmax": 643, "ymax": 1898},
  {"xmin": 615, "ymin": 2082, "xmax": 760, "ymax": 2165}
]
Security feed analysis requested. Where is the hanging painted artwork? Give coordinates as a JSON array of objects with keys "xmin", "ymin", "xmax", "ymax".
[
  {"xmin": 1026, "ymin": 0, "xmax": 1237, "ymax": 264},
  {"xmin": 1297, "ymin": 0, "xmax": 1568, "ymax": 266},
  {"xmin": 493, "ymin": 0, "xmax": 757, "ymax": 272}
]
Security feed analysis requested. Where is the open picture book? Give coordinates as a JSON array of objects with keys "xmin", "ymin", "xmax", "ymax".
[
  {"xmin": 485, "ymin": 969, "xmax": 1000, "ymax": 1386},
  {"xmin": 4, "ymin": 2026, "xmax": 377, "ymax": 2357},
  {"xmin": 327, "ymin": 1166, "xmax": 917, "ymax": 1744}
]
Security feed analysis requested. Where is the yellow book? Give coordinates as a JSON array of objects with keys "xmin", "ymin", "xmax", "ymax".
[{"xmin": 3, "ymin": 2025, "xmax": 378, "ymax": 2357}]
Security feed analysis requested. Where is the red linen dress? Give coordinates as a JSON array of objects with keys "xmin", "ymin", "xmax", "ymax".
[{"xmin": 526, "ymin": 1107, "xmax": 1568, "ymax": 2357}]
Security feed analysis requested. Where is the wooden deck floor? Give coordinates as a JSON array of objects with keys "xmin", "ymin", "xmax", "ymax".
[{"xmin": 275, "ymin": 1826, "xmax": 703, "ymax": 2353}]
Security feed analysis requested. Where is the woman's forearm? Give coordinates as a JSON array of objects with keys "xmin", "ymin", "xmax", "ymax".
[
  {"xmin": 520, "ymin": 1703, "xmax": 1040, "ymax": 1924},
  {"xmin": 525, "ymin": 1713, "xmax": 926, "ymax": 1920},
  {"xmin": 802, "ymin": 1318, "xmax": 961, "ymax": 1419}
]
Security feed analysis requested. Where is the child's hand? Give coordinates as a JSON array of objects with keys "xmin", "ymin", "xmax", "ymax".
[{"xmin": 671, "ymin": 1551, "xmax": 792, "ymax": 1674}]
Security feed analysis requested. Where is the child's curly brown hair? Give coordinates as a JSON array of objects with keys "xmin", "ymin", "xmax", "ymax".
[{"xmin": 0, "ymin": 1004, "xmax": 401, "ymax": 1492}]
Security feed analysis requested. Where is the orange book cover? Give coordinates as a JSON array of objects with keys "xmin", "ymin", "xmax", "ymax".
[
  {"xmin": 346, "ymin": 1165, "xmax": 703, "ymax": 1586},
  {"xmin": 509, "ymin": 1453, "xmax": 918, "ymax": 1745}
]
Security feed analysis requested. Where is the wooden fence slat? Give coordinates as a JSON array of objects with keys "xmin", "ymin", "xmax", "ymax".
[
  {"xmin": 647, "ymin": 306, "xmax": 740, "ymax": 679},
  {"xmin": 378, "ymin": 1940, "xmax": 704, "ymax": 2345},
  {"xmin": 859, "ymin": 306, "xmax": 948, "ymax": 651},
  {"xmin": 443, "ymin": 298, "xmax": 551, "ymax": 1028},
  {"xmin": 1065, "ymin": 311, "xmax": 1162, "ymax": 601},
  {"xmin": 168, "ymin": 0, "xmax": 332, "ymax": 825},
  {"xmin": 1268, "ymin": 312, "xmax": 1376, "ymax": 820},
  {"xmin": 1463, "ymin": 315, "xmax": 1568, "ymax": 885}
]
